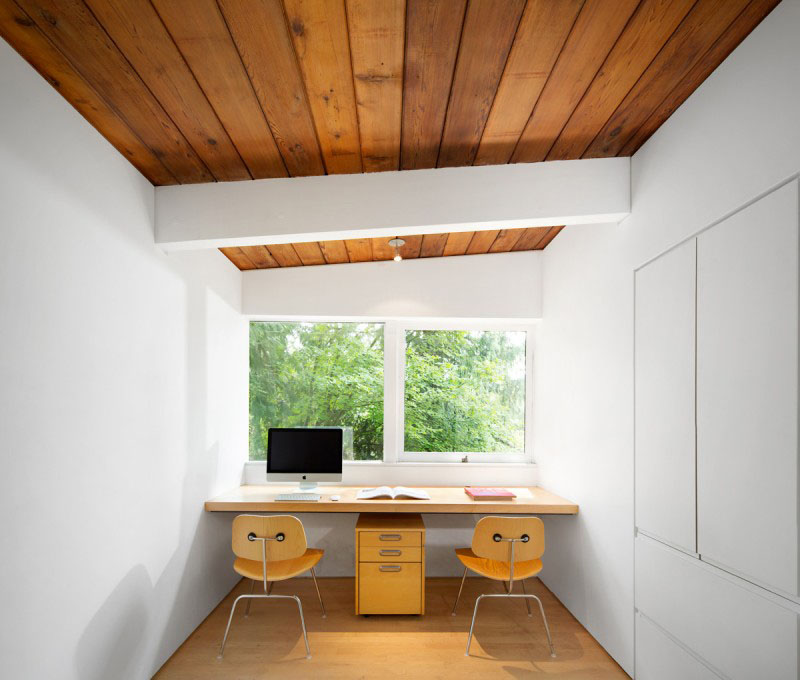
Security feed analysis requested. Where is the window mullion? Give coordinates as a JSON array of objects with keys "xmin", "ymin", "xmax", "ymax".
[{"xmin": 382, "ymin": 321, "xmax": 399, "ymax": 463}]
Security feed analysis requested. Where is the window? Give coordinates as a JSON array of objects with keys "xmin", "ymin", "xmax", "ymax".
[
  {"xmin": 249, "ymin": 322, "xmax": 384, "ymax": 461},
  {"xmin": 402, "ymin": 329, "xmax": 526, "ymax": 459},
  {"xmin": 249, "ymin": 320, "xmax": 533, "ymax": 464}
]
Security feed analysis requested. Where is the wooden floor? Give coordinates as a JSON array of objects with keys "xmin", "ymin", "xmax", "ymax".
[{"xmin": 155, "ymin": 577, "xmax": 628, "ymax": 679}]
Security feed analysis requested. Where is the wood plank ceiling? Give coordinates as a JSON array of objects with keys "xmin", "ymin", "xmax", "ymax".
[
  {"xmin": 221, "ymin": 226, "xmax": 564, "ymax": 270},
  {"xmin": 0, "ymin": 0, "xmax": 779, "ymax": 187}
]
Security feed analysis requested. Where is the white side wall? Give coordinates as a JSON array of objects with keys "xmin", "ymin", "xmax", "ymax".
[
  {"xmin": 535, "ymin": 1, "xmax": 800, "ymax": 675},
  {"xmin": 0, "ymin": 42, "xmax": 248, "ymax": 680}
]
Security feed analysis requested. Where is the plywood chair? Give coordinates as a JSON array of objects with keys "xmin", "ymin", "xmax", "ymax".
[
  {"xmin": 218, "ymin": 515, "xmax": 325, "ymax": 659},
  {"xmin": 451, "ymin": 516, "xmax": 555, "ymax": 657}
]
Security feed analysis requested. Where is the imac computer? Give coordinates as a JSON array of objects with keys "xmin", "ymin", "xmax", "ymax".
[{"xmin": 267, "ymin": 427, "xmax": 343, "ymax": 494}]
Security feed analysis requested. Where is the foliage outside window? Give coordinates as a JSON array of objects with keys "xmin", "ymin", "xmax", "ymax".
[
  {"xmin": 249, "ymin": 321, "xmax": 532, "ymax": 464},
  {"xmin": 403, "ymin": 330, "xmax": 526, "ymax": 454},
  {"xmin": 249, "ymin": 322, "xmax": 384, "ymax": 461}
]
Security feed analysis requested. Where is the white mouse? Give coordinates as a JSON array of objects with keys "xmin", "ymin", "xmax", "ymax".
[{"xmin": 330, "ymin": 495, "xmax": 341, "ymax": 501}]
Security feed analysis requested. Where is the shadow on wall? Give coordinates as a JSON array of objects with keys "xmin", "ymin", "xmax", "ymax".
[
  {"xmin": 75, "ymin": 565, "xmax": 152, "ymax": 680},
  {"xmin": 72, "ymin": 267, "xmax": 244, "ymax": 679}
]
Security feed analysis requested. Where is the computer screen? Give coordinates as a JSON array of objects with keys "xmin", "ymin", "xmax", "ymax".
[{"xmin": 267, "ymin": 428, "xmax": 343, "ymax": 474}]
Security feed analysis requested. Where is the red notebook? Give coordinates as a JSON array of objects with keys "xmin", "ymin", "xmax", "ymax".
[{"xmin": 464, "ymin": 487, "xmax": 516, "ymax": 500}]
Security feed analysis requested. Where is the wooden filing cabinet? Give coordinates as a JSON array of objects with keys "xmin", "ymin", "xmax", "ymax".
[{"xmin": 355, "ymin": 513, "xmax": 425, "ymax": 615}]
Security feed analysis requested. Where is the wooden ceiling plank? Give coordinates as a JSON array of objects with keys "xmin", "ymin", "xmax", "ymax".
[
  {"xmin": 536, "ymin": 225, "xmax": 565, "ymax": 249},
  {"xmin": 511, "ymin": 226, "xmax": 551, "ymax": 251},
  {"xmin": 84, "ymin": 0, "xmax": 251, "ymax": 182},
  {"xmin": 217, "ymin": 0, "xmax": 325, "ymax": 177},
  {"xmin": 489, "ymin": 228, "xmax": 526, "ymax": 253},
  {"xmin": 420, "ymin": 233, "xmax": 448, "ymax": 257},
  {"xmin": 474, "ymin": 0, "xmax": 582, "ymax": 167},
  {"xmin": 443, "ymin": 231, "xmax": 474, "ymax": 256},
  {"xmin": 319, "ymin": 240, "xmax": 350, "ymax": 264},
  {"xmin": 344, "ymin": 237, "xmax": 374, "ymax": 262},
  {"xmin": 398, "ymin": 235, "xmax": 423, "ymax": 259},
  {"xmin": 267, "ymin": 243, "xmax": 303, "ymax": 267},
  {"xmin": 150, "ymin": 0, "xmax": 287, "ymax": 179},
  {"xmin": 618, "ymin": 0, "xmax": 781, "ymax": 157},
  {"xmin": 466, "ymin": 229, "xmax": 500, "ymax": 255},
  {"xmin": 292, "ymin": 241, "xmax": 326, "ymax": 266},
  {"xmin": 511, "ymin": 0, "xmax": 640, "ymax": 164},
  {"xmin": 14, "ymin": 0, "xmax": 212, "ymax": 183},
  {"xmin": 220, "ymin": 247, "xmax": 256, "ymax": 270},
  {"xmin": 283, "ymin": 0, "xmax": 362, "ymax": 174},
  {"xmin": 371, "ymin": 237, "xmax": 397, "ymax": 261},
  {"xmin": 583, "ymin": 0, "xmax": 752, "ymax": 159},
  {"xmin": 548, "ymin": 0, "xmax": 695, "ymax": 161},
  {"xmin": 240, "ymin": 245, "xmax": 280, "ymax": 268},
  {"xmin": 0, "ymin": 2, "xmax": 175, "ymax": 185},
  {"xmin": 346, "ymin": 0, "xmax": 405, "ymax": 173},
  {"xmin": 437, "ymin": 0, "xmax": 526, "ymax": 168},
  {"xmin": 401, "ymin": 0, "xmax": 466, "ymax": 170}
]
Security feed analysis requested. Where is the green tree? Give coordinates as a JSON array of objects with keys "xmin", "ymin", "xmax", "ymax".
[
  {"xmin": 404, "ymin": 330, "xmax": 525, "ymax": 452},
  {"xmin": 249, "ymin": 322, "xmax": 384, "ymax": 460},
  {"xmin": 249, "ymin": 323, "xmax": 525, "ymax": 461}
]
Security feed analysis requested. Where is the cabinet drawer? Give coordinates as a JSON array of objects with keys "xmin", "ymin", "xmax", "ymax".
[
  {"xmin": 358, "ymin": 562, "xmax": 422, "ymax": 614},
  {"xmin": 360, "ymin": 531, "xmax": 421, "ymax": 547},
  {"xmin": 359, "ymin": 546, "xmax": 422, "ymax": 563}
]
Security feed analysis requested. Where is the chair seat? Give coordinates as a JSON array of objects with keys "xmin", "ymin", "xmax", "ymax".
[
  {"xmin": 455, "ymin": 547, "xmax": 543, "ymax": 581},
  {"xmin": 234, "ymin": 548, "xmax": 324, "ymax": 582}
]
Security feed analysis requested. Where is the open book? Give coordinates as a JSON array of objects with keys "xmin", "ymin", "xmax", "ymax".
[{"xmin": 356, "ymin": 486, "xmax": 431, "ymax": 500}]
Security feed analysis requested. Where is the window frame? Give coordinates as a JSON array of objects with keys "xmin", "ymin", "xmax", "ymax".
[
  {"xmin": 387, "ymin": 320, "xmax": 534, "ymax": 464},
  {"xmin": 248, "ymin": 317, "xmax": 535, "ymax": 465}
]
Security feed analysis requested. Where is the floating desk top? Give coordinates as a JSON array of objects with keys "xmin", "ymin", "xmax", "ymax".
[{"xmin": 205, "ymin": 485, "xmax": 578, "ymax": 515}]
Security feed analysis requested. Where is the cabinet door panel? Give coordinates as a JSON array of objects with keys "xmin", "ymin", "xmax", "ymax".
[
  {"xmin": 697, "ymin": 179, "xmax": 799, "ymax": 597},
  {"xmin": 635, "ymin": 239, "xmax": 697, "ymax": 552},
  {"xmin": 635, "ymin": 613, "xmax": 721, "ymax": 680},
  {"xmin": 636, "ymin": 535, "xmax": 798, "ymax": 680}
]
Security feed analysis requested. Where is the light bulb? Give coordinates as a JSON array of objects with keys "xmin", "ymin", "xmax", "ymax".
[{"xmin": 394, "ymin": 254, "xmax": 402, "ymax": 262}]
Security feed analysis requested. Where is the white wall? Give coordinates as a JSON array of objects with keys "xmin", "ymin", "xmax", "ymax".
[
  {"xmin": 0, "ymin": 41, "xmax": 248, "ymax": 680},
  {"xmin": 243, "ymin": 250, "xmax": 542, "ymax": 319},
  {"xmin": 534, "ymin": 1, "xmax": 800, "ymax": 675}
]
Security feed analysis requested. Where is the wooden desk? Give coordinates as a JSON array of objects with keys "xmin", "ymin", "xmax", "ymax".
[{"xmin": 205, "ymin": 485, "xmax": 578, "ymax": 515}]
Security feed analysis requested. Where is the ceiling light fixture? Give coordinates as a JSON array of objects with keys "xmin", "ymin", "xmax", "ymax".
[{"xmin": 388, "ymin": 238, "xmax": 406, "ymax": 262}]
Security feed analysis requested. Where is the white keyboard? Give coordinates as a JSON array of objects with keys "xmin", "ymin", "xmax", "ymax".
[{"xmin": 274, "ymin": 493, "xmax": 321, "ymax": 502}]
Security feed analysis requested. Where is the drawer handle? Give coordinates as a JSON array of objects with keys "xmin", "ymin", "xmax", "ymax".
[
  {"xmin": 379, "ymin": 565, "xmax": 402, "ymax": 572},
  {"xmin": 379, "ymin": 549, "xmax": 402, "ymax": 556},
  {"xmin": 379, "ymin": 534, "xmax": 402, "ymax": 541}
]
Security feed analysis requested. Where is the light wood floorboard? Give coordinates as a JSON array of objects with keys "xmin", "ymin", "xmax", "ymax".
[{"xmin": 155, "ymin": 577, "xmax": 629, "ymax": 679}]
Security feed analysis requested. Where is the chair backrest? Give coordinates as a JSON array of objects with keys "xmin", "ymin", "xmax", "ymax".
[
  {"xmin": 231, "ymin": 515, "xmax": 307, "ymax": 563},
  {"xmin": 471, "ymin": 516, "xmax": 545, "ymax": 563}
]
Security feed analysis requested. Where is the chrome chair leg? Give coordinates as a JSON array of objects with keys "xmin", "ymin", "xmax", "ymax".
[
  {"xmin": 218, "ymin": 593, "xmax": 248, "ymax": 659},
  {"xmin": 244, "ymin": 579, "xmax": 255, "ymax": 617},
  {"xmin": 218, "ymin": 592, "xmax": 313, "ymax": 660},
  {"xmin": 310, "ymin": 568, "xmax": 326, "ymax": 618},
  {"xmin": 531, "ymin": 593, "xmax": 556, "ymax": 657},
  {"xmin": 292, "ymin": 594, "xmax": 311, "ymax": 659},
  {"xmin": 462, "ymin": 591, "xmax": 555, "ymax": 658},
  {"xmin": 520, "ymin": 578, "xmax": 533, "ymax": 616},
  {"xmin": 452, "ymin": 567, "xmax": 468, "ymax": 615},
  {"xmin": 465, "ymin": 594, "xmax": 486, "ymax": 655}
]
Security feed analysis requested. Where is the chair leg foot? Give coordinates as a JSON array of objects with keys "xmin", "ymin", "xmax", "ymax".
[
  {"xmin": 465, "ymin": 594, "xmax": 485, "ymax": 656},
  {"xmin": 311, "ymin": 567, "xmax": 327, "ymax": 618},
  {"xmin": 452, "ymin": 567, "xmax": 468, "ymax": 616}
]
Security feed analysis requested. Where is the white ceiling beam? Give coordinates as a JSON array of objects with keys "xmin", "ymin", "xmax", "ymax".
[{"xmin": 154, "ymin": 157, "xmax": 630, "ymax": 251}]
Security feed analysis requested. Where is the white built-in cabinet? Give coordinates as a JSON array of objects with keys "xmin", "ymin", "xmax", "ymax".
[
  {"xmin": 634, "ymin": 179, "xmax": 800, "ymax": 678},
  {"xmin": 696, "ymin": 180, "xmax": 799, "ymax": 598},
  {"xmin": 635, "ymin": 238, "xmax": 697, "ymax": 553}
]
